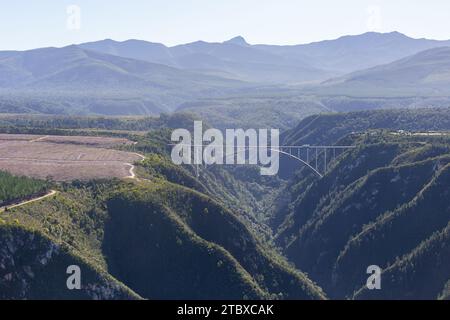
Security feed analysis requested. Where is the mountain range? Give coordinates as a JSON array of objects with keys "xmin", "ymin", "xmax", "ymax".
[
  {"xmin": 1, "ymin": 31, "xmax": 450, "ymax": 115},
  {"xmin": 80, "ymin": 31, "xmax": 450, "ymax": 82},
  {"xmin": 320, "ymin": 46, "xmax": 450, "ymax": 96},
  {"xmin": 0, "ymin": 45, "xmax": 246, "ymax": 114},
  {"xmin": 80, "ymin": 36, "xmax": 331, "ymax": 84},
  {"xmin": 0, "ymin": 45, "xmax": 241, "ymax": 90}
]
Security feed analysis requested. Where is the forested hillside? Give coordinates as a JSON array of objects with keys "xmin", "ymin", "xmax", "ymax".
[
  {"xmin": 0, "ymin": 177, "xmax": 323, "ymax": 299},
  {"xmin": 0, "ymin": 224, "xmax": 139, "ymax": 299},
  {"xmin": 1, "ymin": 109, "xmax": 450, "ymax": 300},
  {"xmin": 274, "ymin": 131, "xmax": 450, "ymax": 299},
  {"xmin": 2, "ymin": 0, "xmax": 450, "ymax": 302},
  {"xmin": 0, "ymin": 171, "xmax": 48, "ymax": 207},
  {"xmin": 0, "ymin": 117, "xmax": 324, "ymax": 299},
  {"xmin": 180, "ymin": 96, "xmax": 450, "ymax": 132},
  {"xmin": 0, "ymin": 112, "xmax": 198, "ymax": 134},
  {"xmin": 283, "ymin": 108, "xmax": 450, "ymax": 147}
]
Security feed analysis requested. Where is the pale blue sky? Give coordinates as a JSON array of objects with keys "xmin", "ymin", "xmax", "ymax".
[{"xmin": 1, "ymin": 0, "xmax": 450, "ymax": 50}]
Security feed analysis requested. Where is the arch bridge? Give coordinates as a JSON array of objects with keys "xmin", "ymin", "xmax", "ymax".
[{"xmin": 188, "ymin": 144, "xmax": 356, "ymax": 178}]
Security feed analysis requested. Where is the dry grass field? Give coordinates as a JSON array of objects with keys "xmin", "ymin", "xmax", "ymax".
[{"xmin": 0, "ymin": 134, "xmax": 143, "ymax": 181}]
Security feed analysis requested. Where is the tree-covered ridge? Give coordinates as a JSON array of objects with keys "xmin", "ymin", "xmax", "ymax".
[
  {"xmin": 274, "ymin": 131, "xmax": 450, "ymax": 299},
  {"xmin": 283, "ymin": 108, "xmax": 450, "ymax": 147},
  {"xmin": 348, "ymin": 165, "xmax": 450, "ymax": 299},
  {"xmin": 1, "ymin": 176, "xmax": 324, "ymax": 300},
  {"xmin": 0, "ymin": 171, "xmax": 48, "ymax": 207},
  {"xmin": 0, "ymin": 224, "xmax": 140, "ymax": 299},
  {"xmin": 177, "ymin": 95, "xmax": 328, "ymax": 130},
  {"xmin": 0, "ymin": 112, "xmax": 200, "ymax": 135},
  {"xmin": 1, "ymin": 108, "xmax": 450, "ymax": 300}
]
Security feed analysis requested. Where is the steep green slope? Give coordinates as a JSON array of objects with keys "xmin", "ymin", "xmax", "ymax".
[
  {"xmin": 3, "ymin": 108, "xmax": 449, "ymax": 300},
  {"xmin": 274, "ymin": 132, "xmax": 450, "ymax": 299},
  {"xmin": 105, "ymin": 181, "xmax": 323, "ymax": 299},
  {"xmin": 284, "ymin": 156, "xmax": 446, "ymax": 282},
  {"xmin": 335, "ymin": 163, "xmax": 450, "ymax": 297},
  {"xmin": 275, "ymin": 141, "xmax": 410, "ymax": 231},
  {"xmin": 104, "ymin": 183, "xmax": 266, "ymax": 299},
  {"xmin": 1, "ymin": 181, "xmax": 265, "ymax": 299},
  {"xmin": 154, "ymin": 183, "xmax": 322, "ymax": 299},
  {"xmin": 0, "ymin": 224, "xmax": 139, "ymax": 299},
  {"xmin": 354, "ymin": 220, "xmax": 450, "ymax": 300},
  {"xmin": 2, "ymin": 177, "xmax": 323, "ymax": 300}
]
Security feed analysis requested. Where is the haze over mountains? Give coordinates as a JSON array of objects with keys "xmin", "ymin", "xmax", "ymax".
[
  {"xmin": 0, "ymin": 45, "xmax": 247, "ymax": 114},
  {"xmin": 258, "ymin": 31, "xmax": 450, "ymax": 73},
  {"xmin": 80, "ymin": 31, "xmax": 450, "ymax": 81},
  {"xmin": 0, "ymin": 46, "xmax": 241, "ymax": 90},
  {"xmin": 80, "ymin": 36, "xmax": 332, "ymax": 83},
  {"xmin": 1, "ymin": 31, "xmax": 450, "ymax": 115},
  {"xmin": 321, "ymin": 46, "xmax": 450, "ymax": 96}
]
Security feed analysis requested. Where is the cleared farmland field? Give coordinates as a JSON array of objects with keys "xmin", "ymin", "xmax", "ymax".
[{"xmin": 0, "ymin": 134, "xmax": 143, "ymax": 181}]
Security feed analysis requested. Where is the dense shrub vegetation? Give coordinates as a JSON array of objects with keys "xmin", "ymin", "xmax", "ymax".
[
  {"xmin": 0, "ymin": 171, "xmax": 48, "ymax": 206},
  {"xmin": 1, "ymin": 109, "xmax": 450, "ymax": 300},
  {"xmin": 275, "ymin": 131, "xmax": 450, "ymax": 299}
]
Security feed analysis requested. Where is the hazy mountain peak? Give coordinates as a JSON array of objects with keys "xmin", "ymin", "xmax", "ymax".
[
  {"xmin": 363, "ymin": 31, "xmax": 407, "ymax": 38},
  {"xmin": 331, "ymin": 31, "xmax": 410, "ymax": 43},
  {"xmin": 388, "ymin": 31, "xmax": 406, "ymax": 36},
  {"xmin": 224, "ymin": 36, "xmax": 249, "ymax": 46},
  {"xmin": 122, "ymin": 39, "xmax": 167, "ymax": 47}
]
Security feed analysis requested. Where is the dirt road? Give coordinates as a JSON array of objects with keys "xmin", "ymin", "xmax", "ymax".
[
  {"xmin": 125, "ymin": 153, "xmax": 146, "ymax": 180},
  {"xmin": 0, "ymin": 190, "xmax": 58, "ymax": 213}
]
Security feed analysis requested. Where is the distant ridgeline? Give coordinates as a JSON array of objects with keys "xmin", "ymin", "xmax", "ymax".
[{"xmin": 0, "ymin": 112, "xmax": 199, "ymax": 133}]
